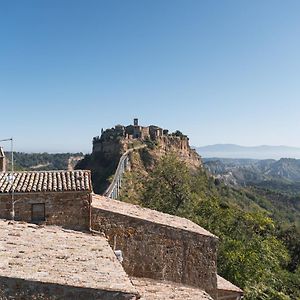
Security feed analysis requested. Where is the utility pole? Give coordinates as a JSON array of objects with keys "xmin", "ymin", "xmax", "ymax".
[{"xmin": 0, "ymin": 138, "xmax": 14, "ymax": 220}]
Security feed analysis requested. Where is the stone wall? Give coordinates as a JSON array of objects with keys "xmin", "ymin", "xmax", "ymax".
[
  {"xmin": 218, "ymin": 289, "xmax": 243, "ymax": 300},
  {"xmin": 91, "ymin": 201, "xmax": 218, "ymax": 299},
  {"xmin": 0, "ymin": 275, "xmax": 137, "ymax": 300},
  {"xmin": 0, "ymin": 191, "xmax": 90, "ymax": 230},
  {"xmin": 92, "ymin": 140, "xmax": 123, "ymax": 159}
]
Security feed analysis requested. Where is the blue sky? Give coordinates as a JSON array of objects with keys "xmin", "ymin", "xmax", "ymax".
[{"xmin": 0, "ymin": 0, "xmax": 299, "ymax": 152}]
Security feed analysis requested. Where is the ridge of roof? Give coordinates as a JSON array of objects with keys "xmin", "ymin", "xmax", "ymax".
[
  {"xmin": 217, "ymin": 275, "xmax": 243, "ymax": 293},
  {"xmin": 92, "ymin": 195, "xmax": 218, "ymax": 238},
  {"xmin": 0, "ymin": 170, "xmax": 92, "ymax": 193}
]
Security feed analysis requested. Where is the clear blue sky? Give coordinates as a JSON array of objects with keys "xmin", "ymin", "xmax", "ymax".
[{"xmin": 1, "ymin": 0, "xmax": 299, "ymax": 152}]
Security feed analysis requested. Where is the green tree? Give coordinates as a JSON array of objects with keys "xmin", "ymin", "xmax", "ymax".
[
  {"xmin": 142, "ymin": 154, "xmax": 192, "ymax": 215},
  {"xmin": 120, "ymin": 153, "xmax": 298, "ymax": 299}
]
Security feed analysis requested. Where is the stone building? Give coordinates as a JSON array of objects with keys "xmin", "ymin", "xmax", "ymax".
[
  {"xmin": 0, "ymin": 147, "xmax": 5, "ymax": 172},
  {"xmin": 217, "ymin": 275, "xmax": 243, "ymax": 300},
  {"xmin": 92, "ymin": 195, "xmax": 219, "ymax": 299},
  {"xmin": 0, "ymin": 165, "xmax": 243, "ymax": 298},
  {"xmin": 0, "ymin": 188, "xmax": 243, "ymax": 299},
  {"xmin": 0, "ymin": 170, "xmax": 92, "ymax": 230},
  {"xmin": 93, "ymin": 119, "xmax": 165, "ymax": 153}
]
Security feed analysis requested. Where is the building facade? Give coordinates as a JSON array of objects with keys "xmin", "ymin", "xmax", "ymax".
[{"xmin": 0, "ymin": 170, "xmax": 92, "ymax": 230}]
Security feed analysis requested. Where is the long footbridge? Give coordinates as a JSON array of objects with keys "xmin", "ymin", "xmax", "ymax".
[{"xmin": 103, "ymin": 145, "xmax": 145, "ymax": 199}]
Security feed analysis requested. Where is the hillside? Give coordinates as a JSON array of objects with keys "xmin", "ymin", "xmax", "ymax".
[
  {"xmin": 204, "ymin": 157, "xmax": 300, "ymax": 185},
  {"xmin": 196, "ymin": 144, "xmax": 300, "ymax": 159},
  {"xmin": 118, "ymin": 149, "xmax": 300, "ymax": 299},
  {"xmin": 4, "ymin": 152, "xmax": 83, "ymax": 171},
  {"xmin": 204, "ymin": 158, "xmax": 300, "ymax": 227}
]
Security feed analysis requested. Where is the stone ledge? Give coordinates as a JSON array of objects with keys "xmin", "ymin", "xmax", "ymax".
[
  {"xmin": 131, "ymin": 277, "xmax": 214, "ymax": 300},
  {"xmin": 92, "ymin": 195, "xmax": 217, "ymax": 239},
  {"xmin": 217, "ymin": 274, "xmax": 243, "ymax": 293}
]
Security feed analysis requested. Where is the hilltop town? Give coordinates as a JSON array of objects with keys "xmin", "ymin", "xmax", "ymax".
[
  {"xmin": 76, "ymin": 119, "xmax": 202, "ymax": 195},
  {"xmin": 92, "ymin": 118, "xmax": 200, "ymax": 165}
]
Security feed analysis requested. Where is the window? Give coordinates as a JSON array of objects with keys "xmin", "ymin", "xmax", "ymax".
[{"xmin": 31, "ymin": 203, "xmax": 45, "ymax": 223}]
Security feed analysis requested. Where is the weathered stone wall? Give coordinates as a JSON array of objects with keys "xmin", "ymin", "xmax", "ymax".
[
  {"xmin": 0, "ymin": 276, "xmax": 137, "ymax": 300},
  {"xmin": 92, "ymin": 140, "xmax": 123, "ymax": 158},
  {"xmin": 157, "ymin": 136, "xmax": 202, "ymax": 169},
  {"xmin": 0, "ymin": 192, "xmax": 90, "ymax": 230},
  {"xmin": 91, "ymin": 206, "xmax": 218, "ymax": 299}
]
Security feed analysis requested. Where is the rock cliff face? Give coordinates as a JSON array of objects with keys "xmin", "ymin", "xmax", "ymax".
[
  {"xmin": 76, "ymin": 121, "xmax": 202, "ymax": 194},
  {"xmin": 151, "ymin": 135, "xmax": 202, "ymax": 170}
]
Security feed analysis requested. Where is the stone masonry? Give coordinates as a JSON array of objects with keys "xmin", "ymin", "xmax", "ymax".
[
  {"xmin": 132, "ymin": 277, "xmax": 213, "ymax": 300},
  {"xmin": 0, "ymin": 192, "xmax": 90, "ymax": 230},
  {"xmin": 0, "ymin": 220, "xmax": 138, "ymax": 300},
  {"xmin": 91, "ymin": 195, "xmax": 218, "ymax": 299},
  {"xmin": 0, "ymin": 170, "xmax": 92, "ymax": 230}
]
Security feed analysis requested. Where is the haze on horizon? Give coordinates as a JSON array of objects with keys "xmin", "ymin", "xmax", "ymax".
[{"xmin": 1, "ymin": 1, "xmax": 299, "ymax": 153}]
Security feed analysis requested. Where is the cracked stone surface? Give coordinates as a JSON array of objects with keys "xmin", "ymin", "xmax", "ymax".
[
  {"xmin": 131, "ymin": 277, "xmax": 214, "ymax": 300},
  {"xmin": 0, "ymin": 220, "xmax": 137, "ymax": 296}
]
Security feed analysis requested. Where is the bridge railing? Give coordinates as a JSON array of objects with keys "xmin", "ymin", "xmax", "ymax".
[
  {"xmin": 103, "ymin": 145, "xmax": 146, "ymax": 199},
  {"xmin": 103, "ymin": 152, "xmax": 130, "ymax": 199}
]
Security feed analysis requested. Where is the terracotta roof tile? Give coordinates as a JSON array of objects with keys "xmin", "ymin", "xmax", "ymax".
[{"xmin": 0, "ymin": 170, "xmax": 91, "ymax": 193}]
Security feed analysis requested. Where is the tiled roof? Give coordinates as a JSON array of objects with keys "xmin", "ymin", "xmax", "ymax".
[{"xmin": 0, "ymin": 170, "xmax": 91, "ymax": 193}]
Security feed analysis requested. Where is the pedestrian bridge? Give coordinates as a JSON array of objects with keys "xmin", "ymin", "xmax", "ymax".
[{"xmin": 103, "ymin": 145, "xmax": 145, "ymax": 199}]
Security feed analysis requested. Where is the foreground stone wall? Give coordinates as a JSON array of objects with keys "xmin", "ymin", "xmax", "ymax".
[
  {"xmin": 0, "ymin": 192, "xmax": 90, "ymax": 230},
  {"xmin": 0, "ymin": 220, "xmax": 139, "ymax": 299},
  {"xmin": 218, "ymin": 289, "xmax": 243, "ymax": 300},
  {"xmin": 0, "ymin": 276, "xmax": 137, "ymax": 300},
  {"xmin": 91, "ymin": 199, "xmax": 218, "ymax": 299},
  {"xmin": 132, "ymin": 277, "xmax": 214, "ymax": 300}
]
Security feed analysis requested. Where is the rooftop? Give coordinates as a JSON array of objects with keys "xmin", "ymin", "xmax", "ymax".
[
  {"xmin": 132, "ymin": 277, "xmax": 213, "ymax": 300},
  {"xmin": 0, "ymin": 220, "xmax": 137, "ymax": 295},
  {"xmin": 0, "ymin": 170, "xmax": 91, "ymax": 193},
  {"xmin": 217, "ymin": 275, "xmax": 243, "ymax": 293},
  {"xmin": 92, "ymin": 195, "xmax": 217, "ymax": 238}
]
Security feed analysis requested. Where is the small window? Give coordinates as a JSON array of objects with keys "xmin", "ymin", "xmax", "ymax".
[{"xmin": 31, "ymin": 203, "xmax": 45, "ymax": 223}]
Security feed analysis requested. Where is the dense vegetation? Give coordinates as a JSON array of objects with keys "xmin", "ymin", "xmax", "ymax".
[
  {"xmin": 120, "ymin": 153, "xmax": 300, "ymax": 300},
  {"xmin": 75, "ymin": 152, "xmax": 119, "ymax": 194},
  {"xmin": 4, "ymin": 152, "xmax": 83, "ymax": 171},
  {"xmin": 205, "ymin": 156, "xmax": 300, "ymax": 232}
]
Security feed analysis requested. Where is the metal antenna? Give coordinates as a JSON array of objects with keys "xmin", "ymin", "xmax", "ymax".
[{"xmin": 0, "ymin": 138, "xmax": 14, "ymax": 220}]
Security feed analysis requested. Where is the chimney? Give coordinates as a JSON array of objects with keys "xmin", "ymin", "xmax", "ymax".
[
  {"xmin": 0, "ymin": 147, "xmax": 6, "ymax": 172},
  {"xmin": 134, "ymin": 118, "xmax": 139, "ymax": 126}
]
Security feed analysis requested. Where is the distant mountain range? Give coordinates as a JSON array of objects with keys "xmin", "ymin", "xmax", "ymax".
[
  {"xmin": 204, "ymin": 157, "xmax": 300, "ymax": 184},
  {"xmin": 195, "ymin": 144, "xmax": 300, "ymax": 160}
]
